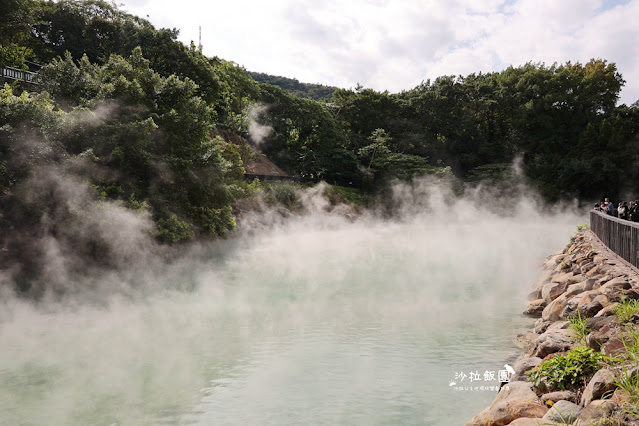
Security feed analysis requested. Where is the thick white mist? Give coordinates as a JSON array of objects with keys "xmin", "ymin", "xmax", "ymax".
[{"xmin": 0, "ymin": 180, "xmax": 586, "ymax": 425}]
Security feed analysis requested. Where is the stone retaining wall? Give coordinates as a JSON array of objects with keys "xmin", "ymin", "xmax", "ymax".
[{"xmin": 466, "ymin": 230, "xmax": 639, "ymax": 425}]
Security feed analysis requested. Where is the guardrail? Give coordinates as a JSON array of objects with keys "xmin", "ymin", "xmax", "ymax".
[
  {"xmin": 244, "ymin": 173, "xmax": 301, "ymax": 182},
  {"xmin": 1, "ymin": 66, "xmax": 38, "ymax": 84},
  {"xmin": 590, "ymin": 210, "xmax": 639, "ymax": 269}
]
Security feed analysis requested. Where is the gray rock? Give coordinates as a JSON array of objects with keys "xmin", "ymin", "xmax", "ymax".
[
  {"xmin": 566, "ymin": 282, "xmax": 586, "ymax": 297},
  {"xmin": 509, "ymin": 418, "xmax": 555, "ymax": 426},
  {"xmin": 547, "ymin": 320, "xmax": 570, "ymax": 330},
  {"xmin": 543, "ymin": 400, "xmax": 583, "ymax": 423},
  {"xmin": 594, "ymin": 303, "xmax": 619, "ymax": 318},
  {"xmin": 586, "ymin": 326, "xmax": 619, "ymax": 352},
  {"xmin": 591, "ymin": 293, "xmax": 609, "ymax": 307},
  {"xmin": 464, "ymin": 381, "xmax": 538, "ymax": 426},
  {"xmin": 532, "ymin": 328, "xmax": 576, "ymax": 359},
  {"xmin": 514, "ymin": 331, "xmax": 539, "ymax": 349},
  {"xmin": 581, "ymin": 369, "xmax": 617, "ymax": 406},
  {"xmin": 575, "ymin": 399, "xmax": 617, "ymax": 425},
  {"xmin": 539, "ymin": 390, "xmax": 579, "ymax": 403},
  {"xmin": 534, "ymin": 319, "xmax": 552, "ymax": 334},
  {"xmin": 600, "ymin": 277, "xmax": 631, "ymax": 299},
  {"xmin": 624, "ymin": 288, "xmax": 639, "ymax": 300},
  {"xmin": 579, "ymin": 261, "xmax": 595, "ymax": 274},
  {"xmin": 586, "ymin": 315, "xmax": 618, "ymax": 331},
  {"xmin": 582, "ymin": 278, "xmax": 597, "ymax": 291},
  {"xmin": 550, "ymin": 272, "xmax": 576, "ymax": 284},
  {"xmin": 542, "ymin": 294, "xmax": 569, "ymax": 322},
  {"xmin": 523, "ymin": 299, "xmax": 546, "ymax": 318},
  {"xmin": 577, "ymin": 300, "xmax": 603, "ymax": 318},
  {"xmin": 542, "ymin": 281, "xmax": 570, "ymax": 301},
  {"xmin": 527, "ymin": 288, "xmax": 542, "ymax": 301},
  {"xmin": 511, "ymin": 357, "xmax": 542, "ymax": 382}
]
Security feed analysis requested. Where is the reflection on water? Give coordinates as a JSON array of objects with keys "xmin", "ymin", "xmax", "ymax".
[{"xmin": 0, "ymin": 211, "xmax": 581, "ymax": 425}]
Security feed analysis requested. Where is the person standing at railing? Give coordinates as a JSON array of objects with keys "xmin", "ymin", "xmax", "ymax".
[
  {"xmin": 631, "ymin": 201, "xmax": 639, "ymax": 222},
  {"xmin": 618, "ymin": 201, "xmax": 629, "ymax": 220},
  {"xmin": 604, "ymin": 198, "xmax": 615, "ymax": 216}
]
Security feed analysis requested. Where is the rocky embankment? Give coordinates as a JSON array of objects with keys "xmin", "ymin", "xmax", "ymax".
[{"xmin": 467, "ymin": 230, "xmax": 639, "ymax": 425}]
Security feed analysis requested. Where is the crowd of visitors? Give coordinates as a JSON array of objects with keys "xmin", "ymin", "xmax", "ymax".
[{"xmin": 594, "ymin": 197, "xmax": 639, "ymax": 222}]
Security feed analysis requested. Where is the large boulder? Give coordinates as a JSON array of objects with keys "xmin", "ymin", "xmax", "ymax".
[
  {"xmin": 507, "ymin": 400, "xmax": 548, "ymax": 421},
  {"xmin": 600, "ymin": 277, "xmax": 632, "ymax": 300},
  {"xmin": 511, "ymin": 357, "xmax": 542, "ymax": 382},
  {"xmin": 539, "ymin": 390, "xmax": 579, "ymax": 404},
  {"xmin": 580, "ymin": 369, "xmax": 617, "ymax": 406},
  {"xmin": 575, "ymin": 400, "xmax": 617, "ymax": 425},
  {"xmin": 465, "ymin": 381, "xmax": 538, "ymax": 426},
  {"xmin": 508, "ymin": 418, "xmax": 557, "ymax": 426},
  {"xmin": 562, "ymin": 289, "xmax": 600, "ymax": 318},
  {"xmin": 585, "ymin": 315, "xmax": 619, "ymax": 331},
  {"xmin": 531, "ymin": 328, "xmax": 576, "ymax": 359},
  {"xmin": 542, "ymin": 400, "xmax": 583, "ymax": 423},
  {"xmin": 514, "ymin": 331, "xmax": 539, "ymax": 349},
  {"xmin": 542, "ymin": 294, "xmax": 569, "ymax": 322},
  {"xmin": 586, "ymin": 322, "xmax": 620, "ymax": 352},
  {"xmin": 523, "ymin": 299, "xmax": 545, "ymax": 318},
  {"xmin": 585, "ymin": 265, "xmax": 602, "ymax": 277},
  {"xmin": 577, "ymin": 300, "xmax": 604, "ymax": 318},
  {"xmin": 542, "ymin": 281, "xmax": 570, "ymax": 301}
]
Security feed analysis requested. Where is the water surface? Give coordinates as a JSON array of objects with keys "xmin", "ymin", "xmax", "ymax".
[{"xmin": 0, "ymin": 203, "xmax": 583, "ymax": 425}]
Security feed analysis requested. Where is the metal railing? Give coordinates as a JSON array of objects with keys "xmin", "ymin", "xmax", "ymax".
[
  {"xmin": 1, "ymin": 66, "xmax": 38, "ymax": 84},
  {"xmin": 590, "ymin": 210, "xmax": 639, "ymax": 268}
]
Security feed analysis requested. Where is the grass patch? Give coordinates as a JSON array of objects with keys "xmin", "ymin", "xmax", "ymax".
[
  {"xmin": 613, "ymin": 359, "xmax": 639, "ymax": 418},
  {"xmin": 568, "ymin": 311, "xmax": 590, "ymax": 344},
  {"xmin": 613, "ymin": 299, "xmax": 639, "ymax": 324}
]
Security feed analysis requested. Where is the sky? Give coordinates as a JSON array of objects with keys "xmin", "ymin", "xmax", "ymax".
[{"xmin": 118, "ymin": 0, "xmax": 638, "ymax": 105}]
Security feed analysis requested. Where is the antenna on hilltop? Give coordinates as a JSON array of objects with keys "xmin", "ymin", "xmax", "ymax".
[{"xmin": 198, "ymin": 26, "xmax": 202, "ymax": 52}]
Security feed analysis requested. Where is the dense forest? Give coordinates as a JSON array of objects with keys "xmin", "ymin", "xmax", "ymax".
[
  {"xmin": 249, "ymin": 72, "xmax": 338, "ymax": 101},
  {"xmin": 2, "ymin": 0, "xmax": 639, "ymax": 293}
]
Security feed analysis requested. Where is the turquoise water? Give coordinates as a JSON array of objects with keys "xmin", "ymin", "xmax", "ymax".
[{"xmin": 0, "ymin": 208, "xmax": 582, "ymax": 425}]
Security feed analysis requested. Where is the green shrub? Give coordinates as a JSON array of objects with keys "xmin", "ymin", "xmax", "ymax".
[
  {"xmin": 190, "ymin": 205, "xmax": 236, "ymax": 237},
  {"xmin": 527, "ymin": 346, "xmax": 611, "ymax": 392},
  {"xmin": 265, "ymin": 182, "xmax": 302, "ymax": 209},
  {"xmin": 154, "ymin": 214, "xmax": 194, "ymax": 243},
  {"xmin": 323, "ymin": 185, "xmax": 374, "ymax": 207}
]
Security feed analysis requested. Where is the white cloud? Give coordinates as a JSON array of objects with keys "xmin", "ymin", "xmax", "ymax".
[{"xmin": 119, "ymin": 0, "xmax": 639, "ymax": 104}]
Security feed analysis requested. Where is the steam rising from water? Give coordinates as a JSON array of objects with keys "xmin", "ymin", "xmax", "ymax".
[
  {"xmin": 247, "ymin": 104, "xmax": 273, "ymax": 146},
  {"xmin": 0, "ymin": 178, "xmax": 585, "ymax": 425}
]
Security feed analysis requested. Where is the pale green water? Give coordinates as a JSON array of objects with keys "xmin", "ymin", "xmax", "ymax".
[{"xmin": 0, "ymin": 207, "xmax": 582, "ymax": 425}]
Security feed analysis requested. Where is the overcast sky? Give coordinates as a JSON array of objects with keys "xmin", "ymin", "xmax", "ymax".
[{"xmin": 118, "ymin": 0, "xmax": 638, "ymax": 105}]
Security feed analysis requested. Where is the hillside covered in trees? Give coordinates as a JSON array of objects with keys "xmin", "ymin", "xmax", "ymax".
[
  {"xmin": 248, "ymin": 72, "xmax": 338, "ymax": 101},
  {"xmin": 2, "ymin": 0, "xmax": 639, "ymax": 293}
]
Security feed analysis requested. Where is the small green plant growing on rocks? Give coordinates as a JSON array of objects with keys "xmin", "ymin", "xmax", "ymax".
[
  {"xmin": 576, "ymin": 223, "xmax": 590, "ymax": 232},
  {"xmin": 613, "ymin": 299, "xmax": 639, "ymax": 324},
  {"xmin": 612, "ymin": 346, "xmax": 639, "ymax": 419},
  {"xmin": 527, "ymin": 346, "xmax": 611, "ymax": 392},
  {"xmin": 568, "ymin": 311, "xmax": 590, "ymax": 344}
]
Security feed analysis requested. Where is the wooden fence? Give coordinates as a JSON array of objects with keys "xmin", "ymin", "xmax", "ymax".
[{"xmin": 590, "ymin": 210, "xmax": 639, "ymax": 268}]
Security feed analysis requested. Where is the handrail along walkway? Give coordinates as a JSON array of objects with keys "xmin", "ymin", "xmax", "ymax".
[
  {"xmin": 590, "ymin": 210, "xmax": 639, "ymax": 269},
  {"xmin": 1, "ymin": 66, "xmax": 39, "ymax": 84}
]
